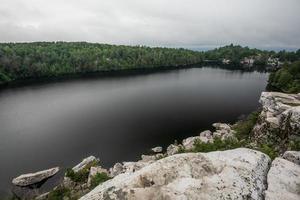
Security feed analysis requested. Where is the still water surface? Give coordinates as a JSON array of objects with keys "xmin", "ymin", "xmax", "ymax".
[{"xmin": 0, "ymin": 67, "xmax": 268, "ymax": 196}]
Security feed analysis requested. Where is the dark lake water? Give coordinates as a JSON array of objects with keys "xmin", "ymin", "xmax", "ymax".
[{"xmin": 0, "ymin": 67, "xmax": 268, "ymax": 197}]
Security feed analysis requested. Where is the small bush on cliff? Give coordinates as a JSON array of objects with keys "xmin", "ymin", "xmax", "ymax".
[
  {"xmin": 90, "ymin": 172, "xmax": 111, "ymax": 189},
  {"xmin": 233, "ymin": 111, "xmax": 260, "ymax": 140},
  {"xmin": 47, "ymin": 186, "xmax": 71, "ymax": 200},
  {"xmin": 259, "ymin": 144, "xmax": 279, "ymax": 160},
  {"xmin": 193, "ymin": 137, "xmax": 243, "ymax": 152},
  {"xmin": 65, "ymin": 160, "xmax": 99, "ymax": 183},
  {"xmin": 65, "ymin": 168, "xmax": 89, "ymax": 183},
  {"xmin": 188, "ymin": 137, "xmax": 245, "ymax": 153}
]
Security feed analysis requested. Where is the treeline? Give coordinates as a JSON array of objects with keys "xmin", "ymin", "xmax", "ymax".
[
  {"xmin": 204, "ymin": 44, "xmax": 300, "ymax": 66},
  {"xmin": 268, "ymin": 61, "xmax": 300, "ymax": 93},
  {"xmin": 0, "ymin": 42, "xmax": 204, "ymax": 84},
  {"xmin": 1, "ymin": 42, "xmax": 300, "ymax": 85}
]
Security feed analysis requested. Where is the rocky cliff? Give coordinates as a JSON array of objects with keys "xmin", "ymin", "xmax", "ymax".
[
  {"xmin": 81, "ymin": 148, "xmax": 271, "ymax": 200},
  {"xmin": 79, "ymin": 149, "xmax": 300, "ymax": 200},
  {"xmin": 252, "ymin": 92, "xmax": 300, "ymax": 153}
]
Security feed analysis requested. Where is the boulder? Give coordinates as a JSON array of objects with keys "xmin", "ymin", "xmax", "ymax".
[
  {"xmin": 80, "ymin": 148, "xmax": 270, "ymax": 200},
  {"xmin": 182, "ymin": 130, "xmax": 213, "ymax": 150},
  {"xmin": 166, "ymin": 144, "xmax": 180, "ymax": 156},
  {"xmin": 199, "ymin": 130, "xmax": 213, "ymax": 143},
  {"xmin": 109, "ymin": 163, "xmax": 123, "ymax": 177},
  {"xmin": 282, "ymin": 151, "xmax": 300, "ymax": 165},
  {"xmin": 72, "ymin": 156, "xmax": 99, "ymax": 173},
  {"xmin": 109, "ymin": 160, "xmax": 154, "ymax": 178},
  {"xmin": 140, "ymin": 154, "xmax": 164, "ymax": 162},
  {"xmin": 265, "ymin": 158, "xmax": 300, "ymax": 200},
  {"xmin": 212, "ymin": 123, "xmax": 231, "ymax": 131},
  {"xmin": 182, "ymin": 136, "xmax": 200, "ymax": 150},
  {"xmin": 151, "ymin": 146, "xmax": 163, "ymax": 153},
  {"xmin": 12, "ymin": 167, "xmax": 59, "ymax": 187},
  {"xmin": 212, "ymin": 123, "xmax": 236, "ymax": 141},
  {"xmin": 87, "ymin": 166, "xmax": 109, "ymax": 187}
]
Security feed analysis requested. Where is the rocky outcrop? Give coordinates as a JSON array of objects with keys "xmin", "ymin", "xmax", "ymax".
[
  {"xmin": 182, "ymin": 124, "xmax": 236, "ymax": 151},
  {"xmin": 252, "ymin": 92, "xmax": 300, "ymax": 147},
  {"xmin": 73, "ymin": 156, "xmax": 99, "ymax": 172},
  {"xmin": 166, "ymin": 144, "xmax": 181, "ymax": 156},
  {"xmin": 182, "ymin": 130, "xmax": 213, "ymax": 150},
  {"xmin": 58, "ymin": 156, "xmax": 102, "ymax": 200},
  {"xmin": 12, "ymin": 167, "xmax": 59, "ymax": 187},
  {"xmin": 151, "ymin": 146, "xmax": 163, "ymax": 153},
  {"xmin": 80, "ymin": 148, "xmax": 270, "ymax": 200},
  {"xmin": 87, "ymin": 167, "xmax": 110, "ymax": 187},
  {"xmin": 265, "ymin": 157, "xmax": 300, "ymax": 200},
  {"xmin": 212, "ymin": 123, "xmax": 236, "ymax": 140},
  {"xmin": 108, "ymin": 154, "xmax": 163, "ymax": 177},
  {"xmin": 283, "ymin": 151, "xmax": 300, "ymax": 165}
]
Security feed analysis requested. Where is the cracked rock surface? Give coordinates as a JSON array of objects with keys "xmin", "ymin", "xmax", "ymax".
[{"xmin": 80, "ymin": 148, "xmax": 270, "ymax": 200}]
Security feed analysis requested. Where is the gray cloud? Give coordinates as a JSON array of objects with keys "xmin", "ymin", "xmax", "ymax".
[{"xmin": 0, "ymin": 0, "xmax": 299, "ymax": 49}]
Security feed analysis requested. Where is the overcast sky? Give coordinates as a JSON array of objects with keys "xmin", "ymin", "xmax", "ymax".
[{"xmin": 0, "ymin": 0, "xmax": 299, "ymax": 49}]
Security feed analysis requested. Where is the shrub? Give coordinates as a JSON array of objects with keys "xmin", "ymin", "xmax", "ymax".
[
  {"xmin": 288, "ymin": 140, "xmax": 300, "ymax": 151},
  {"xmin": 180, "ymin": 137, "xmax": 245, "ymax": 153},
  {"xmin": 197, "ymin": 137, "xmax": 244, "ymax": 152},
  {"xmin": 90, "ymin": 173, "xmax": 111, "ymax": 189},
  {"xmin": 65, "ymin": 168, "xmax": 90, "ymax": 183},
  {"xmin": 233, "ymin": 111, "xmax": 260, "ymax": 140},
  {"xmin": 47, "ymin": 186, "xmax": 71, "ymax": 200},
  {"xmin": 259, "ymin": 144, "xmax": 278, "ymax": 160},
  {"xmin": 268, "ymin": 61, "xmax": 300, "ymax": 93},
  {"xmin": 65, "ymin": 160, "xmax": 99, "ymax": 183}
]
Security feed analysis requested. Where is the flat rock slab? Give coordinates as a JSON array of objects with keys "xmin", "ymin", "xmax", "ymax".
[
  {"xmin": 80, "ymin": 148, "xmax": 270, "ymax": 200},
  {"xmin": 12, "ymin": 167, "xmax": 59, "ymax": 187},
  {"xmin": 265, "ymin": 158, "xmax": 300, "ymax": 200}
]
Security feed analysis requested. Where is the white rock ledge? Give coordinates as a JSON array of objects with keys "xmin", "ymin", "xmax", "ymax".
[
  {"xmin": 80, "ymin": 148, "xmax": 270, "ymax": 200},
  {"xmin": 265, "ymin": 158, "xmax": 300, "ymax": 200},
  {"xmin": 73, "ymin": 156, "xmax": 99, "ymax": 173},
  {"xmin": 12, "ymin": 167, "xmax": 59, "ymax": 187}
]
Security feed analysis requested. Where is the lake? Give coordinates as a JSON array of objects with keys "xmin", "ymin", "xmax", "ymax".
[{"xmin": 0, "ymin": 67, "xmax": 268, "ymax": 197}]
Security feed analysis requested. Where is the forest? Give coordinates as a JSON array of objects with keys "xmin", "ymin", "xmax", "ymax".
[
  {"xmin": 0, "ymin": 42, "xmax": 205, "ymax": 84},
  {"xmin": 268, "ymin": 61, "xmax": 300, "ymax": 93},
  {"xmin": 0, "ymin": 42, "xmax": 299, "ymax": 85},
  {"xmin": 204, "ymin": 44, "xmax": 300, "ymax": 65}
]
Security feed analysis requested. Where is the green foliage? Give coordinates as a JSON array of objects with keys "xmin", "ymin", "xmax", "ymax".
[
  {"xmin": 0, "ymin": 70, "xmax": 11, "ymax": 83},
  {"xmin": 65, "ymin": 160, "xmax": 98, "ymax": 183},
  {"xmin": 205, "ymin": 44, "xmax": 265, "ymax": 64},
  {"xmin": 0, "ymin": 42, "xmax": 299, "ymax": 85},
  {"xmin": 259, "ymin": 144, "xmax": 279, "ymax": 160},
  {"xmin": 268, "ymin": 61, "xmax": 300, "ymax": 93},
  {"xmin": 65, "ymin": 168, "xmax": 89, "ymax": 183},
  {"xmin": 191, "ymin": 137, "xmax": 245, "ymax": 153},
  {"xmin": 204, "ymin": 44, "xmax": 300, "ymax": 66},
  {"xmin": 47, "ymin": 186, "xmax": 71, "ymax": 200},
  {"xmin": 0, "ymin": 42, "xmax": 204, "ymax": 84},
  {"xmin": 90, "ymin": 173, "xmax": 111, "ymax": 189},
  {"xmin": 176, "ymin": 137, "xmax": 245, "ymax": 154},
  {"xmin": 288, "ymin": 140, "xmax": 300, "ymax": 151},
  {"xmin": 233, "ymin": 111, "xmax": 260, "ymax": 140}
]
